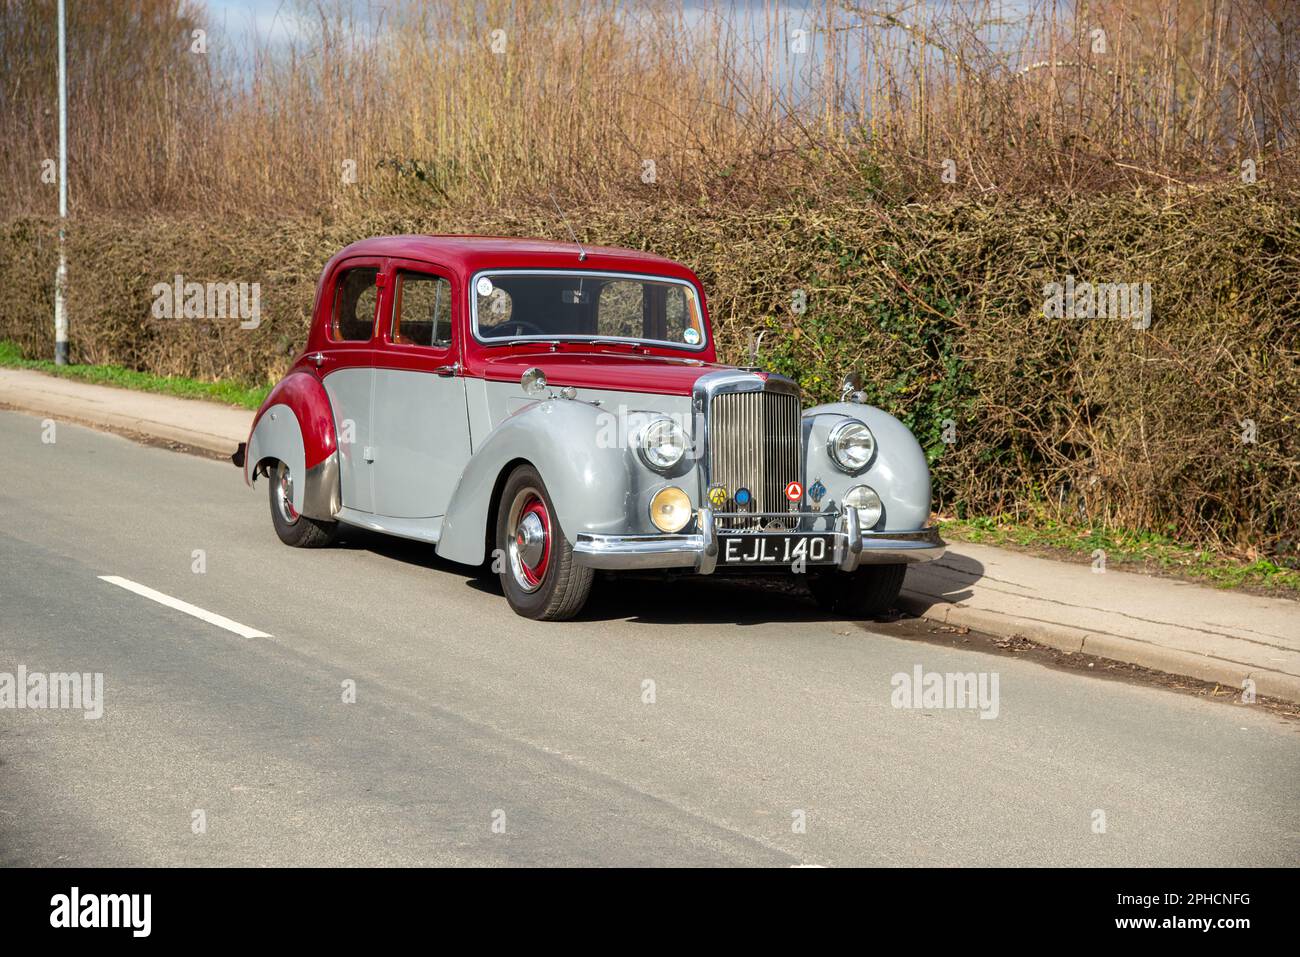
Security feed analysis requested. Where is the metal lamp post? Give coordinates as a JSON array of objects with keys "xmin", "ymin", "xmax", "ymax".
[{"xmin": 54, "ymin": 0, "xmax": 69, "ymax": 364}]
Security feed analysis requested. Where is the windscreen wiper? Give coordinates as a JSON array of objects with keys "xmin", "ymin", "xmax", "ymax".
[{"xmin": 586, "ymin": 339, "xmax": 645, "ymax": 352}]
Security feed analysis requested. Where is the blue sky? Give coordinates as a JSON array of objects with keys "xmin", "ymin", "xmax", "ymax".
[
  {"xmin": 201, "ymin": 0, "xmax": 315, "ymax": 46},
  {"xmin": 198, "ymin": 1, "xmax": 817, "ymax": 44},
  {"xmin": 199, "ymin": 1, "xmax": 1038, "ymax": 47},
  {"xmin": 197, "ymin": 0, "xmax": 1039, "ymax": 93}
]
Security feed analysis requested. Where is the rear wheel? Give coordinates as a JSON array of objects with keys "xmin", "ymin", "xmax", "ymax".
[
  {"xmin": 495, "ymin": 465, "xmax": 593, "ymax": 620},
  {"xmin": 268, "ymin": 461, "xmax": 338, "ymax": 548},
  {"xmin": 807, "ymin": 563, "xmax": 907, "ymax": 618}
]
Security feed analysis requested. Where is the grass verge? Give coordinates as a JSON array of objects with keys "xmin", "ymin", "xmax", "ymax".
[
  {"xmin": 940, "ymin": 515, "xmax": 1300, "ymax": 598},
  {"xmin": 0, "ymin": 341, "xmax": 269, "ymax": 411}
]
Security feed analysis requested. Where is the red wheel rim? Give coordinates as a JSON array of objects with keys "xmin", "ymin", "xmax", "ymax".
[{"xmin": 513, "ymin": 494, "xmax": 552, "ymax": 588}]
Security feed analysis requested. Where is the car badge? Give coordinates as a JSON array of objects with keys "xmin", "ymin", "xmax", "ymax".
[
  {"xmin": 808, "ymin": 479, "xmax": 827, "ymax": 505},
  {"xmin": 734, "ymin": 487, "xmax": 752, "ymax": 509},
  {"xmin": 784, "ymin": 480, "xmax": 804, "ymax": 503},
  {"xmin": 707, "ymin": 484, "xmax": 729, "ymax": 508}
]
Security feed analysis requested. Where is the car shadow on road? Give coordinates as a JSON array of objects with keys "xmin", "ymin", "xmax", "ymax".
[
  {"xmin": 333, "ymin": 527, "xmax": 453, "ymax": 571},
  {"xmin": 584, "ymin": 574, "xmax": 831, "ymax": 625},
  {"xmin": 906, "ymin": 549, "xmax": 985, "ymax": 605},
  {"xmin": 580, "ymin": 549, "xmax": 987, "ymax": 626},
  {"xmin": 333, "ymin": 525, "xmax": 987, "ymax": 628},
  {"xmin": 450, "ymin": 566, "xmax": 840, "ymax": 626}
]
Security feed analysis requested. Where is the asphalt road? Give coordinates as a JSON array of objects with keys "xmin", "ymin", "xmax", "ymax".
[{"xmin": 1, "ymin": 410, "xmax": 1296, "ymax": 867}]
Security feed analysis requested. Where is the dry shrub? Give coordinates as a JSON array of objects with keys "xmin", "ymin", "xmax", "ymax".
[
  {"xmin": 2, "ymin": 0, "xmax": 1294, "ymax": 553},
  {"xmin": 2, "ymin": 0, "xmax": 1296, "ymax": 213},
  {"xmin": 1, "ymin": 187, "xmax": 1295, "ymax": 554}
]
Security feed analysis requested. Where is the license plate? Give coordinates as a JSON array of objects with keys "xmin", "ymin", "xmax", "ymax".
[{"xmin": 718, "ymin": 534, "xmax": 838, "ymax": 566}]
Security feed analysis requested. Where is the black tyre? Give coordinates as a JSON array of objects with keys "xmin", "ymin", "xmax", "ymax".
[
  {"xmin": 807, "ymin": 563, "xmax": 907, "ymax": 618},
  {"xmin": 268, "ymin": 460, "xmax": 338, "ymax": 548},
  {"xmin": 495, "ymin": 464, "xmax": 593, "ymax": 621}
]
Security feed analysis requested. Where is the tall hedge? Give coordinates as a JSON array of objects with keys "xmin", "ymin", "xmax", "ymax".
[{"xmin": 2, "ymin": 188, "xmax": 1296, "ymax": 553}]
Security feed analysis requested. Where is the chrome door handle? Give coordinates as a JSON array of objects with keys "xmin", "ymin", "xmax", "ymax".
[
  {"xmin": 433, "ymin": 362, "xmax": 460, "ymax": 377},
  {"xmin": 310, "ymin": 352, "xmax": 326, "ymax": 368}
]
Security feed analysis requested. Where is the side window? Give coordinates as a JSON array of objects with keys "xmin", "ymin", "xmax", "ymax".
[
  {"xmin": 331, "ymin": 267, "xmax": 379, "ymax": 342},
  {"xmin": 393, "ymin": 273, "xmax": 452, "ymax": 348}
]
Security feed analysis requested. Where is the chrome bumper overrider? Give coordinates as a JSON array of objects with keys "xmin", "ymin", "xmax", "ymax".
[{"xmin": 572, "ymin": 508, "xmax": 945, "ymax": 573}]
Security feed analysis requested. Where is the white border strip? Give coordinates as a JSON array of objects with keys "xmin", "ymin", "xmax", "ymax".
[{"xmin": 98, "ymin": 576, "xmax": 271, "ymax": 639}]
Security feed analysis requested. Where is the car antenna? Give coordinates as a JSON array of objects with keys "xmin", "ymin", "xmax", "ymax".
[{"xmin": 549, "ymin": 193, "xmax": 587, "ymax": 261}]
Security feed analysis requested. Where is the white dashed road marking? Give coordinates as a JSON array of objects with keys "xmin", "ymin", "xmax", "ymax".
[{"xmin": 97, "ymin": 575, "xmax": 272, "ymax": 639}]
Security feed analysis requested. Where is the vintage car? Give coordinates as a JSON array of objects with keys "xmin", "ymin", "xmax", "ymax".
[{"xmin": 234, "ymin": 236, "xmax": 943, "ymax": 620}]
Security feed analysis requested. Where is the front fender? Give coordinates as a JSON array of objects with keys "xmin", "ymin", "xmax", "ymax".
[
  {"xmin": 245, "ymin": 371, "xmax": 340, "ymax": 520},
  {"xmin": 437, "ymin": 398, "xmax": 663, "ymax": 566},
  {"xmin": 802, "ymin": 402, "xmax": 932, "ymax": 531}
]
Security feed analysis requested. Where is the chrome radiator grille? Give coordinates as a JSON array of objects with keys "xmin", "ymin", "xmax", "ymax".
[{"xmin": 708, "ymin": 390, "xmax": 802, "ymax": 530}]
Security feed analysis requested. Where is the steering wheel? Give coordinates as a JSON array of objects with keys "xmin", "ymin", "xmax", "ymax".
[{"xmin": 490, "ymin": 320, "xmax": 546, "ymax": 338}]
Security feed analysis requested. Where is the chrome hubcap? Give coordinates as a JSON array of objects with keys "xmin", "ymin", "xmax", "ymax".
[
  {"xmin": 275, "ymin": 463, "xmax": 299, "ymax": 524},
  {"xmin": 506, "ymin": 488, "xmax": 550, "ymax": 593},
  {"xmin": 515, "ymin": 512, "xmax": 546, "ymax": 568}
]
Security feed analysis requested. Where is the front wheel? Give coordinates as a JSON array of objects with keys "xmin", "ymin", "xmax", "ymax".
[
  {"xmin": 807, "ymin": 563, "xmax": 907, "ymax": 618},
  {"xmin": 495, "ymin": 465, "xmax": 593, "ymax": 621},
  {"xmin": 268, "ymin": 460, "xmax": 338, "ymax": 548}
]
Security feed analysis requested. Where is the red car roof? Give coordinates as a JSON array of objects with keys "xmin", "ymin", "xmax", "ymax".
[
  {"xmin": 310, "ymin": 235, "xmax": 721, "ymax": 384},
  {"xmin": 333, "ymin": 235, "xmax": 697, "ymax": 280}
]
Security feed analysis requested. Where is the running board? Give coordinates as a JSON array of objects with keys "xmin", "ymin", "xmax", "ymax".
[{"xmin": 335, "ymin": 507, "xmax": 442, "ymax": 544}]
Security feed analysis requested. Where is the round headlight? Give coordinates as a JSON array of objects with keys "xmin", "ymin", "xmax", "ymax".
[
  {"xmin": 828, "ymin": 419, "xmax": 875, "ymax": 473},
  {"xmin": 649, "ymin": 486, "xmax": 692, "ymax": 533},
  {"xmin": 636, "ymin": 416, "xmax": 688, "ymax": 471},
  {"xmin": 844, "ymin": 484, "xmax": 883, "ymax": 530}
]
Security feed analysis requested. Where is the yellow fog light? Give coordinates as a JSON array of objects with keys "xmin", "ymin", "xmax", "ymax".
[{"xmin": 650, "ymin": 486, "xmax": 692, "ymax": 533}]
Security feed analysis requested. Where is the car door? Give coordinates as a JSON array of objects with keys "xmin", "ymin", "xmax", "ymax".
[
  {"xmin": 370, "ymin": 260, "xmax": 472, "ymax": 519},
  {"xmin": 319, "ymin": 257, "xmax": 385, "ymax": 514}
]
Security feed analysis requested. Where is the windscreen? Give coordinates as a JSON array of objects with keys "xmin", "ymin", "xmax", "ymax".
[{"xmin": 473, "ymin": 272, "xmax": 706, "ymax": 349}]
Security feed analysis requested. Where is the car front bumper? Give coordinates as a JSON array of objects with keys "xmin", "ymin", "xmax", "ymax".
[{"xmin": 572, "ymin": 508, "xmax": 945, "ymax": 574}]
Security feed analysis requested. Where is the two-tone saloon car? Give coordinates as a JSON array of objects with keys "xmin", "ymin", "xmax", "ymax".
[{"xmin": 235, "ymin": 236, "xmax": 943, "ymax": 620}]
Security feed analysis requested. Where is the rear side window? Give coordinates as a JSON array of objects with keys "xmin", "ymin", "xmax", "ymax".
[
  {"xmin": 331, "ymin": 267, "xmax": 379, "ymax": 342},
  {"xmin": 392, "ymin": 273, "xmax": 452, "ymax": 348}
]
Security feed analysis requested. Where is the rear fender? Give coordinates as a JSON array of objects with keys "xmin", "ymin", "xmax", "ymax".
[{"xmin": 245, "ymin": 371, "xmax": 340, "ymax": 520}]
